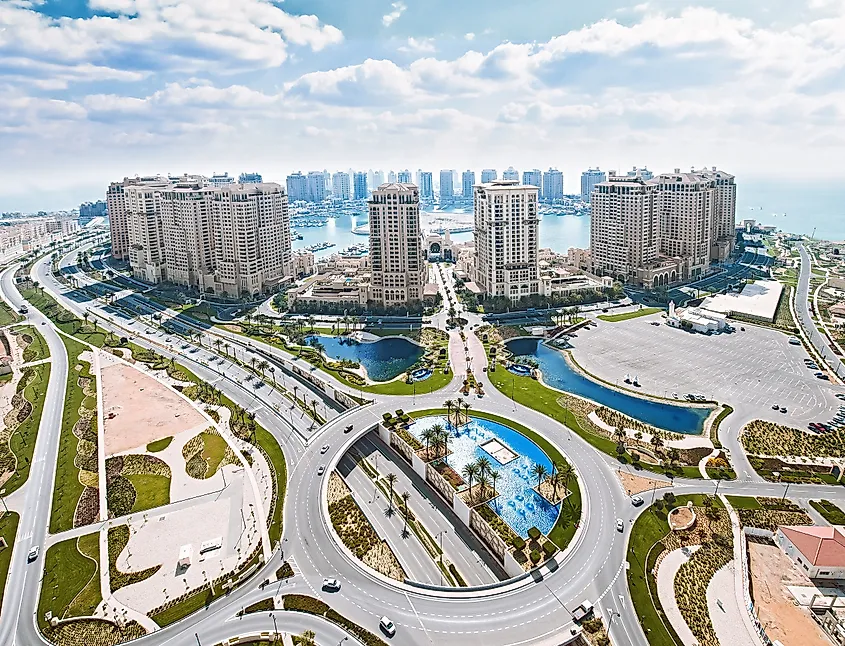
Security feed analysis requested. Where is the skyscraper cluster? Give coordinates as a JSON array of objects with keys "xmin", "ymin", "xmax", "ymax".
[
  {"xmin": 107, "ymin": 175, "xmax": 291, "ymax": 297},
  {"xmin": 589, "ymin": 167, "xmax": 736, "ymax": 287}
]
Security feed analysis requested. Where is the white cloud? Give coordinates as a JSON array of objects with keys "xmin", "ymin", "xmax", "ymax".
[
  {"xmin": 398, "ymin": 37, "xmax": 436, "ymax": 53},
  {"xmin": 382, "ymin": 1, "xmax": 406, "ymax": 27},
  {"xmin": 464, "ymin": 32, "xmax": 475, "ymax": 41}
]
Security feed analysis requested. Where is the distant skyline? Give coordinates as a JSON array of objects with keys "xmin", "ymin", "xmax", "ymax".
[{"xmin": 2, "ymin": 0, "xmax": 845, "ymax": 211}]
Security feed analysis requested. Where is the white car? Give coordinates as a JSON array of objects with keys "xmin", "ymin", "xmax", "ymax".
[
  {"xmin": 27, "ymin": 546, "xmax": 39, "ymax": 562},
  {"xmin": 321, "ymin": 445, "xmax": 330, "ymax": 454},
  {"xmin": 322, "ymin": 577, "xmax": 341, "ymax": 592},
  {"xmin": 616, "ymin": 519, "xmax": 624, "ymax": 532},
  {"xmin": 379, "ymin": 616, "xmax": 396, "ymax": 637},
  {"xmin": 317, "ymin": 465, "xmax": 325, "ymax": 476},
  {"xmin": 631, "ymin": 495, "xmax": 644, "ymax": 507}
]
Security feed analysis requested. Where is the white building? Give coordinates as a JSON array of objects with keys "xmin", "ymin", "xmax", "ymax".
[
  {"xmin": 107, "ymin": 175, "xmax": 169, "ymax": 261},
  {"xmin": 522, "ymin": 170, "xmax": 543, "ymax": 195},
  {"xmin": 580, "ymin": 168, "xmax": 607, "ymax": 204},
  {"xmin": 159, "ymin": 180, "xmax": 217, "ymax": 290},
  {"xmin": 627, "ymin": 167, "xmax": 654, "ymax": 180},
  {"xmin": 542, "ymin": 169, "xmax": 564, "ymax": 202},
  {"xmin": 286, "ymin": 172, "xmax": 308, "ymax": 202},
  {"xmin": 777, "ymin": 525, "xmax": 845, "ymax": 580},
  {"xmin": 332, "ymin": 172, "xmax": 351, "ymax": 201},
  {"xmin": 368, "ymin": 183, "xmax": 426, "ymax": 306},
  {"xmin": 208, "ymin": 172, "xmax": 235, "ymax": 187},
  {"xmin": 307, "ymin": 171, "xmax": 327, "ymax": 203},
  {"xmin": 124, "ymin": 178, "xmax": 171, "ymax": 283},
  {"xmin": 473, "ymin": 180, "xmax": 540, "ymax": 300},
  {"xmin": 696, "ymin": 167, "xmax": 737, "ymax": 262},
  {"xmin": 418, "ymin": 171, "xmax": 433, "ymax": 199}
]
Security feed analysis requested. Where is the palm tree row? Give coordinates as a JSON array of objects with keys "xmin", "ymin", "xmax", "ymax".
[
  {"xmin": 443, "ymin": 397, "xmax": 472, "ymax": 428},
  {"xmin": 419, "ymin": 423, "xmax": 450, "ymax": 461},
  {"xmin": 532, "ymin": 460, "xmax": 575, "ymax": 504},
  {"xmin": 462, "ymin": 455, "xmax": 498, "ymax": 504}
]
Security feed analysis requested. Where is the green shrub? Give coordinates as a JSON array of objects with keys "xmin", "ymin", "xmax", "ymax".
[
  {"xmin": 542, "ymin": 541, "xmax": 556, "ymax": 557},
  {"xmin": 512, "ymin": 536, "xmax": 526, "ymax": 550},
  {"xmin": 530, "ymin": 550, "xmax": 541, "ymax": 564},
  {"xmin": 527, "ymin": 527, "xmax": 541, "ymax": 541}
]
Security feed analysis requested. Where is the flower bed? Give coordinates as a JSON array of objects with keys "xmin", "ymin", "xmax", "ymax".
[
  {"xmin": 431, "ymin": 460, "xmax": 464, "ymax": 490},
  {"xmin": 737, "ymin": 508, "xmax": 812, "ymax": 532}
]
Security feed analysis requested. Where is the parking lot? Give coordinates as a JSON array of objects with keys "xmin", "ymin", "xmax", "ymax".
[{"xmin": 570, "ymin": 312, "xmax": 843, "ymax": 425}]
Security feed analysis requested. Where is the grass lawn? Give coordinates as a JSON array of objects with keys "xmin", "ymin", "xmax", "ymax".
[
  {"xmin": 37, "ymin": 533, "xmax": 101, "ymax": 631},
  {"xmin": 725, "ymin": 495, "xmax": 761, "ymax": 510},
  {"xmin": 810, "ymin": 500, "xmax": 845, "ymax": 525},
  {"xmin": 200, "ymin": 431, "xmax": 228, "ymax": 477},
  {"xmin": 409, "ymin": 407, "xmax": 582, "ymax": 550},
  {"xmin": 146, "ymin": 436, "xmax": 173, "ymax": 452},
  {"xmin": 360, "ymin": 369, "xmax": 453, "ymax": 396},
  {"xmin": 0, "ymin": 300, "xmax": 20, "ymax": 327},
  {"xmin": 597, "ymin": 307, "xmax": 663, "ymax": 323},
  {"xmin": 127, "ymin": 474, "xmax": 171, "ymax": 513},
  {"xmin": 49, "ymin": 336, "xmax": 96, "ymax": 534},
  {"xmin": 3, "ymin": 363, "xmax": 51, "ymax": 495},
  {"xmin": 709, "ymin": 405, "xmax": 733, "ymax": 448},
  {"xmin": 0, "ymin": 512, "xmax": 20, "ymax": 614},
  {"xmin": 150, "ymin": 587, "xmax": 217, "ymax": 627},
  {"xmin": 15, "ymin": 326, "xmax": 51, "ymax": 362},
  {"xmin": 627, "ymin": 495, "xmax": 723, "ymax": 646}
]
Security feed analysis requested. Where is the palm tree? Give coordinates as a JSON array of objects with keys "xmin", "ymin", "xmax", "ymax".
[
  {"xmin": 613, "ymin": 426, "xmax": 626, "ymax": 445},
  {"xmin": 308, "ymin": 315, "xmax": 316, "ymax": 332},
  {"xmin": 462, "ymin": 401, "xmax": 471, "ymax": 424},
  {"xmin": 258, "ymin": 360, "xmax": 269, "ymax": 377},
  {"xmin": 650, "ymin": 434, "xmax": 664, "ymax": 454},
  {"xmin": 491, "ymin": 471, "xmax": 500, "ymax": 500},
  {"xmin": 386, "ymin": 473, "xmax": 398, "ymax": 512},
  {"xmin": 476, "ymin": 473, "xmax": 490, "ymax": 503},
  {"xmin": 420, "ymin": 426, "xmax": 437, "ymax": 458},
  {"xmin": 444, "ymin": 399, "xmax": 454, "ymax": 427},
  {"xmin": 462, "ymin": 463, "xmax": 478, "ymax": 499},
  {"xmin": 214, "ymin": 338, "xmax": 222, "ymax": 354},
  {"xmin": 455, "ymin": 396, "xmax": 464, "ymax": 425},
  {"xmin": 401, "ymin": 491, "xmax": 411, "ymax": 534},
  {"xmin": 475, "ymin": 456, "xmax": 492, "ymax": 479},
  {"xmin": 531, "ymin": 463, "xmax": 548, "ymax": 490},
  {"xmin": 223, "ymin": 342, "xmax": 229, "ymax": 357},
  {"xmin": 298, "ymin": 630, "xmax": 316, "ymax": 646}
]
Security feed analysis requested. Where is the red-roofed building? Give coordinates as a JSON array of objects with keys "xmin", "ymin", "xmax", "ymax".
[{"xmin": 777, "ymin": 525, "xmax": 845, "ymax": 579}]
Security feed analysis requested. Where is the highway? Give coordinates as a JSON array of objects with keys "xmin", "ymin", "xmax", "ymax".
[
  {"xmin": 796, "ymin": 243, "xmax": 845, "ymax": 380},
  {"xmin": 6, "ymin": 243, "xmax": 845, "ymax": 646}
]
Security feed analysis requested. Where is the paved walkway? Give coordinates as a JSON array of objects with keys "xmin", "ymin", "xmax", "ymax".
[
  {"xmin": 707, "ymin": 561, "xmax": 756, "ymax": 646},
  {"xmin": 656, "ymin": 546, "xmax": 699, "ymax": 646}
]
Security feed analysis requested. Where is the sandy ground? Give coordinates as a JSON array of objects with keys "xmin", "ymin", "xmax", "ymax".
[
  {"xmin": 101, "ymin": 356, "xmax": 205, "ymax": 455},
  {"xmin": 112, "ymin": 470, "xmax": 262, "ymax": 615},
  {"xmin": 657, "ymin": 545, "xmax": 700, "ymax": 646},
  {"xmin": 707, "ymin": 561, "xmax": 756, "ymax": 646},
  {"xmin": 668, "ymin": 507, "xmax": 695, "ymax": 530},
  {"xmin": 616, "ymin": 470, "xmax": 671, "ymax": 496},
  {"xmin": 590, "ymin": 411, "xmax": 713, "ymax": 449},
  {"xmin": 748, "ymin": 541, "xmax": 831, "ymax": 646}
]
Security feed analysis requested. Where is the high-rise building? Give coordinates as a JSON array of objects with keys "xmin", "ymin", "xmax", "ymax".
[
  {"xmin": 323, "ymin": 170, "xmax": 332, "ymax": 197},
  {"xmin": 397, "ymin": 169, "xmax": 412, "ymax": 183},
  {"xmin": 439, "ymin": 170, "xmax": 455, "ymax": 201},
  {"xmin": 159, "ymin": 179, "xmax": 217, "ymax": 289},
  {"xmin": 627, "ymin": 167, "xmax": 653, "ymax": 181},
  {"xmin": 473, "ymin": 180, "xmax": 540, "ymax": 300},
  {"xmin": 696, "ymin": 167, "xmax": 736, "ymax": 261},
  {"xmin": 502, "ymin": 166, "xmax": 519, "ymax": 181},
  {"xmin": 286, "ymin": 172, "xmax": 308, "ymax": 202},
  {"xmin": 387, "ymin": 170, "xmax": 397, "ymax": 184},
  {"xmin": 106, "ymin": 176, "xmax": 169, "ymax": 261},
  {"xmin": 522, "ymin": 170, "xmax": 543, "ymax": 195},
  {"xmin": 580, "ymin": 168, "xmax": 607, "ymax": 204},
  {"xmin": 209, "ymin": 172, "xmax": 235, "ymax": 187},
  {"xmin": 307, "ymin": 171, "xmax": 327, "ymax": 203},
  {"xmin": 332, "ymin": 172, "xmax": 351, "ymax": 201},
  {"xmin": 462, "ymin": 170, "xmax": 476, "ymax": 198},
  {"xmin": 353, "ymin": 172, "xmax": 368, "ymax": 200},
  {"xmin": 373, "ymin": 170, "xmax": 385, "ymax": 187},
  {"xmin": 368, "ymin": 183, "xmax": 426, "ymax": 306},
  {"xmin": 238, "ymin": 172, "xmax": 263, "ymax": 184},
  {"xmin": 542, "ymin": 169, "xmax": 564, "ymax": 202},
  {"xmin": 653, "ymin": 169, "xmax": 714, "ymax": 279},
  {"xmin": 124, "ymin": 178, "xmax": 171, "ymax": 283},
  {"xmin": 79, "ymin": 200, "xmax": 107, "ymax": 220},
  {"xmin": 209, "ymin": 183, "xmax": 291, "ymax": 297},
  {"xmin": 418, "ymin": 171, "xmax": 433, "ymax": 199},
  {"xmin": 590, "ymin": 173, "xmax": 659, "ymax": 283},
  {"xmin": 481, "ymin": 169, "xmax": 497, "ymax": 183}
]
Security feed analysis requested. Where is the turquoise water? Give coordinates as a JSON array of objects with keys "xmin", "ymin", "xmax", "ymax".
[
  {"xmin": 306, "ymin": 335, "xmax": 422, "ymax": 382},
  {"xmin": 408, "ymin": 415, "xmax": 560, "ymax": 538},
  {"xmin": 506, "ymin": 338, "xmax": 711, "ymax": 434}
]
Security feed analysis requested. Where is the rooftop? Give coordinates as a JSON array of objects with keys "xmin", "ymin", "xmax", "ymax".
[
  {"xmin": 780, "ymin": 525, "xmax": 845, "ymax": 567},
  {"xmin": 700, "ymin": 279, "xmax": 783, "ymax": 323}
]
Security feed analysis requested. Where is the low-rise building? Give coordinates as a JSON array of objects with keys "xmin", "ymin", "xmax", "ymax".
[
  {"xmin": 777, "ymin": 525, "xmax": 845, "ymax": 579},
  {"xmin": 538, "ymin": 267, "xmax": 612, "ymax": 298},
  {"xmin": 291, "ymin": 251, "xmax": 316, "ymax": 279}
]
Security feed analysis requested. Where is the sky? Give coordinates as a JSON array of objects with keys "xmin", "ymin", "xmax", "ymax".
[{"xmin": 1, "ymin": 0, "xmax": 844, "ymax": 211}]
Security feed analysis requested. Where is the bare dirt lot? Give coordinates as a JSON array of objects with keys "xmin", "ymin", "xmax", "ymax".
[
  {"xmin": 102, "ymin": 360, "xmax": 205, "ymax": 455},
  {"xmin": 616, "ymin": 470, "xmax": 671, "ymax": 496},
  {"xmin": 748, "ymin": 541, "xmax": 830, "ymax": 646}
]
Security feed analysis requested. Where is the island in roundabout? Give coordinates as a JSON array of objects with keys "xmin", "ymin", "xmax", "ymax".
[{"xmin": 322, "ymin": 404, "xmax": 582, "ymax": 587}]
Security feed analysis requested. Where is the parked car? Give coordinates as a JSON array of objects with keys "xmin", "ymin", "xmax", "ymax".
[
  {"xmin": 321, "ymin": 445, "xmax": 330, "ymax": 454},
  {"xmin": 772, "ymin": 404, "xmax": 780, "ymax": 410}
]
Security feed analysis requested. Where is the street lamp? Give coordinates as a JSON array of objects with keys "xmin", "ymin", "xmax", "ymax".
[{"xmin": 270, "ymin": 612, "xmax": 278, "ymax": 637}]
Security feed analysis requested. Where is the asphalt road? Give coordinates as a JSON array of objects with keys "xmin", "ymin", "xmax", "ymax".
[
  {"xmin": 8, "ymin": 244, "xmax": 845, "ymax": 646},
  {"xmin": 797, "ymin": 243, "xmax": 845, "ymax": 379}
]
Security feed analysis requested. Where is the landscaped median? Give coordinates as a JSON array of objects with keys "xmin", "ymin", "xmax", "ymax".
[
  {"xmin": 281, "ymin": 594, "xmax": 388, "ymax": 646},
  {"xmin": 12, "ymin": 325, "xmax": 51, "ymax": 362},
  {"xmin": 597, "ymin": 307, "xmax": 663, "ymax": 323},
  {"xmin": 0, "ymin": 512, "xmax": 20, "ymax": 615},
  {"xmin": 626, "ymin": 494, "xmax": 727, "ymax": 646}
]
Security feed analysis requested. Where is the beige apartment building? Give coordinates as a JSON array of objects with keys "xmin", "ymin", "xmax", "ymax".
[
  {"xmin": 106, "ymin": 176, "xmax": 292, "ymax": 297},
  {"xmin": 590, "ymin": 167, "xmax": 737, "ymax": 288},
  {"xmin": 473, "ymin": 180, "xmax": 540, "ymax": 300},
  {"xmin": 590, "ymin": 173, "xmax": 660, "ymax": 283},
  {"xmin": 106, "ymin": 176, "xmax": 167, "ymax": 262},
  {"xmin": 368, "ymin": 183, "xmax": 426, "ymax": 306}
]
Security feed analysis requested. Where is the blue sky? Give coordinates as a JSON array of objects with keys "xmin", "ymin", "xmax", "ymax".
[{"xmin": 1, "ymin": 0, "xmax": 844, "ymax": 210}]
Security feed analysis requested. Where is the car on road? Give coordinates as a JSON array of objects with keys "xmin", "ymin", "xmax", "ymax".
[
  {"xmin": 321, "ymin": 445, "xmax": 330, "ymax": 454},
  {"xmin": 819, "ymin": 374, "xmax": 830, "ymax": 380},
  {"xmin": 18, "ymin": 305, "xmax": 28, "ymax": 314},
  {"xmin": 27, "ymin": 546, "xmax": 39, "ymax": 562},
  {"xmin": 379, "ymin": 616, "xmax": 396, "ymax": 637},
  {"xmin": 616, "ymin": 519, "xmax": 624, "ymax": 532},
  {"xmin": 322, "ymin": 577, "xmax": 341, "ymax": 592},
  {"xmin": 631, "ymin": 495, "xmax": 644, "ymax": 506},
  {"xmin": 344, "ymin": 425, "xmax": 353, "ymax": 434},
  {"xmin": 572, "ymin": 600, "xmax": 594, "ymax": 622},
  {"xmin": 317, "ymin": 465, "xmax": 325, "ymax": 476}
]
